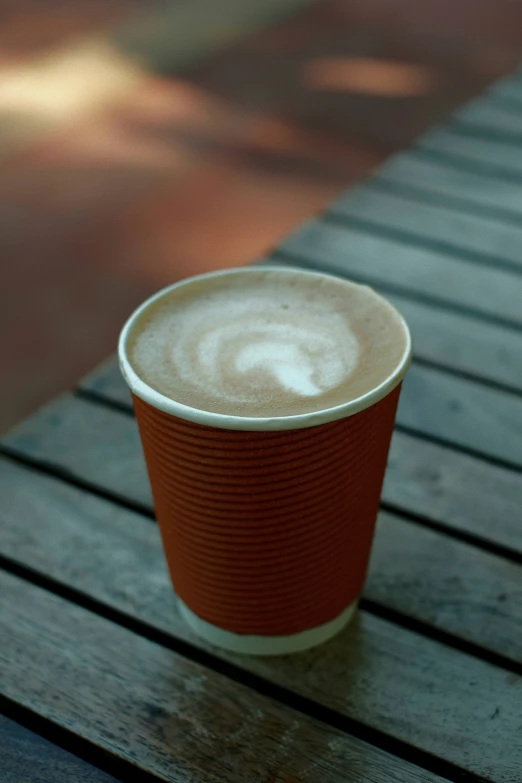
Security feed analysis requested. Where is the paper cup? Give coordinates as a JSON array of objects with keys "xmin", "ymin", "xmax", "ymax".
[{"xmin": 119, "ymin": 267, "xmax": 411, "ymax": 655}]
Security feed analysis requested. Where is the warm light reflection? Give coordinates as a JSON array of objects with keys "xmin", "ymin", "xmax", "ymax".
[
  {"xmin": 0, "ymin": 38, "xmax": 142, "ymax": 150},
  {"xmin": 304, "ymin": 57, "xmax": 436, "ymax": 96}
]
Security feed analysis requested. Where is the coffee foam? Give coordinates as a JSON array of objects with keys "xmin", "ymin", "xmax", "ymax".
[{"xmin": 128, "ymin": 269, "xmax": 408, "ymax": 417}]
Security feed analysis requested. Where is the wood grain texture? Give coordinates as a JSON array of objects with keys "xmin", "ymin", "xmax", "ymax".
[
  {"xmin": 383, "ymin": 429, "xmax": 522, "ymax": 554},
  {"xmin": 279, "ymin": 219, "xmax": 522, "ymax": 327},
  {"xmin": 377, "ymin": 154, "xmax": 522, "ymax": 217},
  {"xmin": 387, "ymin": 297, "xmax": 522, "ymax": 393},
  {"xmin": 0, "ymin": 715, "xmax": 118, "ymax": 783},
  {"xmin": 5, "ymin": 393, "xmax": 522, "ymax": 554},
  {"xmin": 398, "ymin": 363, "xmax": 522, "ymax": 466},
  {"xmin": 1, "ymin": 455, "xmax": 521, "ymax": 665},
  {"xmin": 2, "ymin": 394, "xmax": 150, "ymax": 508},
  {"xmin": 0, "ymin": 571, "xmax": 443, "ymax": 783},
  {"xmin": 1, "ymin": 476, "xmax": 522, "ymax": 782},
  {"xmin": 330, "ymin": 184, "xmax": 522, "ymax": 272},
  {"xmin": 419, "ymin": 129, "xmax": 522, "ymax": 177},
  {"xmin": 368, "ymin": 512, "xmax": 522, "ymax": 662}
]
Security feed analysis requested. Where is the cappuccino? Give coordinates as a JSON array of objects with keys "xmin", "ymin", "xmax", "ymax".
[{"xmin": 127, "ymin": 268, "xmax": 409, "ymax": 418}]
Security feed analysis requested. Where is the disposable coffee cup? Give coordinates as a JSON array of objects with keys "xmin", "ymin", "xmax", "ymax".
[{"xmin": 119, "ymin": 266, "xmax": 411, "ymax": 655}]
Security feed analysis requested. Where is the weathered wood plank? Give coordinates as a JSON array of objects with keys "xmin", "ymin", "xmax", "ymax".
[
  {"xmin": 398, "ymin": 363, "xmax": 522, "ymax": 466},
  {"xmin": 5, "ymin": 393, "xmax": 522, "ymax": 553},
  {"xmin": 455, "ymin": 99, "xmax": 522, "ymax": 137},
  {"xmin": 82, "ymin": 360, "xmax": 522, "ymax": 554},
  {"xmin": 0, "ymin": 570, "xmax": 443, "ymax": 783},
  {"xmin": 377, "ymin": 154, "xmax": 522, "ymax": 218},
  {"xmin": 420, "ymin": 129, "xmax": 522, "ymax": 177},
  {"xmin": 0, "ymin": 715, "xmax": 119, "ymax": 783},
  {"xmin": 384, "ymin": 429, "xmax": 522, "ymax": 555},
  {"xmin": 384, "ymin": 297, "xmax": 522, "ymax": 393},
  {"xmin": 1, "ymin": 455, "xmax": 521, "ymax": 666},
  {"xmin": 330, "ymin": 184, "xmax": 522, "ymax": 273},
  {"xmin": 279, "ymin": 219, "xmax": 522, "ymax": 327},
  {"xmin": 3, "ymin": 396, "xmax": 150, "ymax": 507},
  {"xmin": 1, "ymin": 489, "xmax": 522, "ymax": 782},
  {"xmin": 368, "ymin": 513, "xmax": 522, "ymax": 662}
]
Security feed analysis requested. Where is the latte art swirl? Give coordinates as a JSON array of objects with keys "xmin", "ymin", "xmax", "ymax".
[
  {"xmin": 129, "ymin": 269, "xmax": 409, "ymax": 418},
  {"xmin": 182, "ymin": 319, "xmax": 360, "ymax": 402}
]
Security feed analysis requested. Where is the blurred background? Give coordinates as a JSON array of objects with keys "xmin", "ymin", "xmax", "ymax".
[{"xmin": 2, "ymin": 0, "xmax": 522, "ymax": 433}]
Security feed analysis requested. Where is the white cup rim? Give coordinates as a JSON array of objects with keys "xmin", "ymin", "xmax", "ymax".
[{"xmin": 118, "ymin": 266, "xmax": 412, "ymax": 431}]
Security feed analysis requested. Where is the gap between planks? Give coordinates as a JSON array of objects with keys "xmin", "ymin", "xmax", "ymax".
[
  {"xmin": 2, "ymin": 418, "xmax": 522, "ymax": 779},
  {"xmin": 367, "ymin": 176, "xmax": 522, "ymax": 230},
  {"xmin": 273, "ymin": 247, "xmax": 522, "ymax": 337},
  {"xmin": 274, "ymin": 229, "xmax": 522, "ymax": 335},
  {"xmin": 326, "ymin": 188, "xmax": 522, "ymax": 279},
  {"xmin": 4, "ymin": 411, "xmax": 522, "ymax": 576},
  {"xmin": 10, "ymin": 383, "xmax": 522, "ymax": 567},
  {"xmin": 0, "ymin": 568, "xmax": 462, "ymax": 783},
  {"xmin": 0, "ymin": 556, "xmax": 514, "ymax": 783},
  {"xmin": 410, "ymin": 146, "xmax": 522, "ymax": 186},
  {"xmin": 1, "ymin": 545, "xmax": 520, "ymax": 680},
  {"xmin": 0, "ymin": 712, "xmax": 130, "ymax": 783},
  {"xmin": 4, "ymin": 432, "xmax": 522, "ymax": 674}
]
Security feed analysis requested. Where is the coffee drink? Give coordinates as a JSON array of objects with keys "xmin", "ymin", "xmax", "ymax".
[{"xmin": 128, "ymin": 268, "xmax": 409, "ymax": 418}]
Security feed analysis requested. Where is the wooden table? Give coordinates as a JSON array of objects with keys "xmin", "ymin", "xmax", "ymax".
[{"xmin": 2, "ymin": 69, "xmax": 522, "ymax": 783}]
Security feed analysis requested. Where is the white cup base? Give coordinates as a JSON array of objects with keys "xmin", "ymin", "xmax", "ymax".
[{"xmin": 179, "ymin": 598, "xmax": 358, "ymax": 656}]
